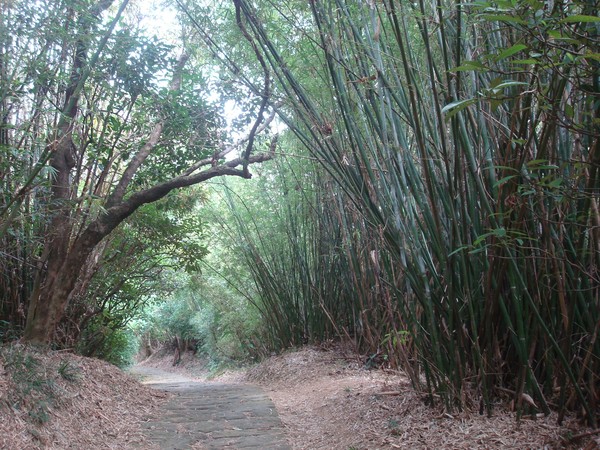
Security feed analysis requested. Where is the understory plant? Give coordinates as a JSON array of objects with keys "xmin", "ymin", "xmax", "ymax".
[{"xmin": 132, "ymin": 269, "xmax": 268, "ymax": 368}]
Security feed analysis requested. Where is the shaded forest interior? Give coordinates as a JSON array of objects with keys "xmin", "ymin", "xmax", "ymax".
[{"xmin": 1, "ymin": 0, "xmax": 599, "ymax": 427}]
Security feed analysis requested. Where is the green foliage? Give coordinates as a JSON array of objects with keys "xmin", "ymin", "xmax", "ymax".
[
  {"xmin": 57, "ymin": 360, "xmax": 82, "ymax": 382},
  {"xmin": 207, "ymin": 154, "xmax": 356, "ymax": 350},
  {"xmin": 191, "ymin": 280, "xmax": 267, "ymax": 363},
  {"xmin": 1, "ymin": 0, "xmax": 234, "ymax": 349},
  {"xmin": 98, "ymin": 30, "xmax": 174, "ymax": 99},
  {"xmin": 77, "ymin": 317, "xmax": 139, "ymax": 368},
  {"xmin": 0, "ymin": 321, "xmax": 22, "ymax": 342},
  {"xmin": 133, "ymin": 265, "xmax": 269, "ymax": 367},
  {"xmin": 152, "ymin": 291, "xmax": 201, "ymax": 343},
  {"xmin": 4, "ymin": 0, "xmax": 598, "ymax": 427},
  {"xmin": 208, "ymin": 0, "xmax": 600, "ymax": 425},
  {"xmin": 134, "ymin": 74, "xmax": 223, "ymax": 184},
  {"xmin": 130, "ymin": 190, "xmax": 209, "ymax": 273},
  {"xmin": 57, "ymin": 189, "xmax": 208, "ymax": 365}
]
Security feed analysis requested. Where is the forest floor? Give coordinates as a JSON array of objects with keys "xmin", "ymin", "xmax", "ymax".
[
  {"xmin": 0, "ymin": 342, "xmax": 598, "ymax": 449},
  {"xmin": 137, "ymin": 344, "xmax": 597, "ymax": 449}
]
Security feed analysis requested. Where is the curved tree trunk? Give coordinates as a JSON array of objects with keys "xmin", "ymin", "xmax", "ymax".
[
  {"xmin": 22, "ymin": 0, "xmax": 121, "ymax": 345},
  {"xmin": 21, "ymin": 151, "xmax": 274, "ymax": 344},
  {"xmin": 20, "ymin": 0, "xmax": 276, "ymax": 346},
  {"xmin": 23, "ymin": 241, "xmax": 98, "ymax": 344}
]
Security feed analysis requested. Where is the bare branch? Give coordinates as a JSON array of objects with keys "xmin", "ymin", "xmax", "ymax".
[
  {"xmin": 86, "ymin": 151, "xmax": 274, "ymax": 242},
  {"xmin": 182, "ymin": 106, "xmax": 279, "ymax": 176},
  {"xmin": 233, "ymin": 0, "xmax": 271, "ymax": 173}
]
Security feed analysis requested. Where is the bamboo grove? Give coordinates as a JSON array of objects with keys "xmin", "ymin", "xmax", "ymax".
[{"xmin": 208, "ymin": 0, "xmax": 600, "ymax": 424}]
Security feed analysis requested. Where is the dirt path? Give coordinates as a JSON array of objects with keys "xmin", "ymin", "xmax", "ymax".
[{"xmin": 129, "ymin": 366, "xmax": 291, "ymax": 450}]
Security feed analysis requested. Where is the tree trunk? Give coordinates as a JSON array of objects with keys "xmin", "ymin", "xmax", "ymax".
[
  {"xmin": 19, "ymin": 0, "xmax": 275, "ymax": 346},
  {"xmin": 23, "ymin": 228, "xmax": 103, "ymax": 344},
  {"xmin": 21, "ymin": 150, "xmax": 273, "ymax": 345},
  {"xmin": 21, "ymin": 0, "xmax": 120, "ymax": 344}
]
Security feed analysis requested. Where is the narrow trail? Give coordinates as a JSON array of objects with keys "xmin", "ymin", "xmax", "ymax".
[{"xmin": 129, "ymin": 366, "xmax": 291, "ymax": 450}]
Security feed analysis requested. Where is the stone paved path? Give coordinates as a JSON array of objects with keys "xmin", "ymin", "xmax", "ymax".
[{"xmin": 129, "ymin": 366, "xmax": 291, "ymax": 450}]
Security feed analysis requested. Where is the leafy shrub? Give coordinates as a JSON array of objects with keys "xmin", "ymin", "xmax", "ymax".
[
  {"xmin": 191, "ymin": 299, "xmax": 267, "ymax": 364},
  {"xmin": 133, "ymin": 274, "xmax": 270, "ymax": 368},
  {"xmin": 77, "ymin": 317, "xmax": 139, "ymax": 368},
  {"xmin": 57, "ymin": 359, "xmax": 82, "ymax": 382},
  {"xmin": 0, "ymin": 320, "xmax": 22, "ymax": 342}
]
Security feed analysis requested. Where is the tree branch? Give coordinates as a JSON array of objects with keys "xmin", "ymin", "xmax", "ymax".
[
  {"xmin": 105, "ymin": 52, "xmax": 189, "ymax": 209},
  {"xmin": 182, "ymin": 106, "xmax": 279, "ymax": 176},
  {"xmin": 233, "ymin": 0, "xmax": 271, "ymax": 173},
  {"xmin": 82, "ymin": 151, "xmax": 274, "ymax": 246}
]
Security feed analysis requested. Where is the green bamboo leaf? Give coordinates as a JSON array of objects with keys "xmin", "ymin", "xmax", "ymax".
[
  {"xmin": 450, "ymin": 60, "xmax": 489, "ymax": 72},
  {"xmin": 561, "ymin": 15, "xmax": 600, "ymax": 23},
  {"xmin": 527, "ymin": 159, "xmax": 559, "ymax": 170},
  {"xmin": 490, "ymin": 98, "xmax": 503, "ymax": 111},
  {"xmin": 510, "ymin": 59, "xmax": 539, "ymax": 65},
  {"xmin": 584, "ymin": 53, "xmax": 600, "ymax": 63},
  {"xmin": 547, "ymin": 30, "xmax": 581, "ymax": 44},
  {"xmin": 448, "ymin": 246, "xmax": 470, "ymax": 256},
  {"xmin": 480, "ymin": 14, "xmax": 527, "ymax": 24},
  {"xmin": 493, "ymin": 165, "xmax": 520, "ymax": 172},
  {"xmin": 496, "ymin": 44, "xmax": 527, "ymax": 61},
  {"xmin": 441, "ymin": 98, "xmax": 479, "ymax": 120},
  {"xmin": 547, "ymin": 178, "xmax": 563, "ymax": 188},
  {"xmin": 494, "ymin": 175, "xmax": 517, "ymax": 187},
  {"xmin": 492, "ymin": 80, "xmax": 529, "ymax": 89}
]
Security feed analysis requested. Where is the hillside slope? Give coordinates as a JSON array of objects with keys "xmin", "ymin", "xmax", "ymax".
[
  {"xmin": 245, "ymin": 346, "xmax": 595, "ymax": 449},
  {"xmin": 0, "ymin": 344, "xmax": 165, "ymax": 449}
]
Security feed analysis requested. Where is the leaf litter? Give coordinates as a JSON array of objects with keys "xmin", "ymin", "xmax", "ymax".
[
  {"xmin": 1, "ymin": 343, "xmax": 598, "ymax": 449},
  {"xmin": 244, "ymin": 345, "xmax": 597, "ymax": 450},
  {"xmin": 0, "ymin": 344, "xmax": 165, "ymax": 449}
]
